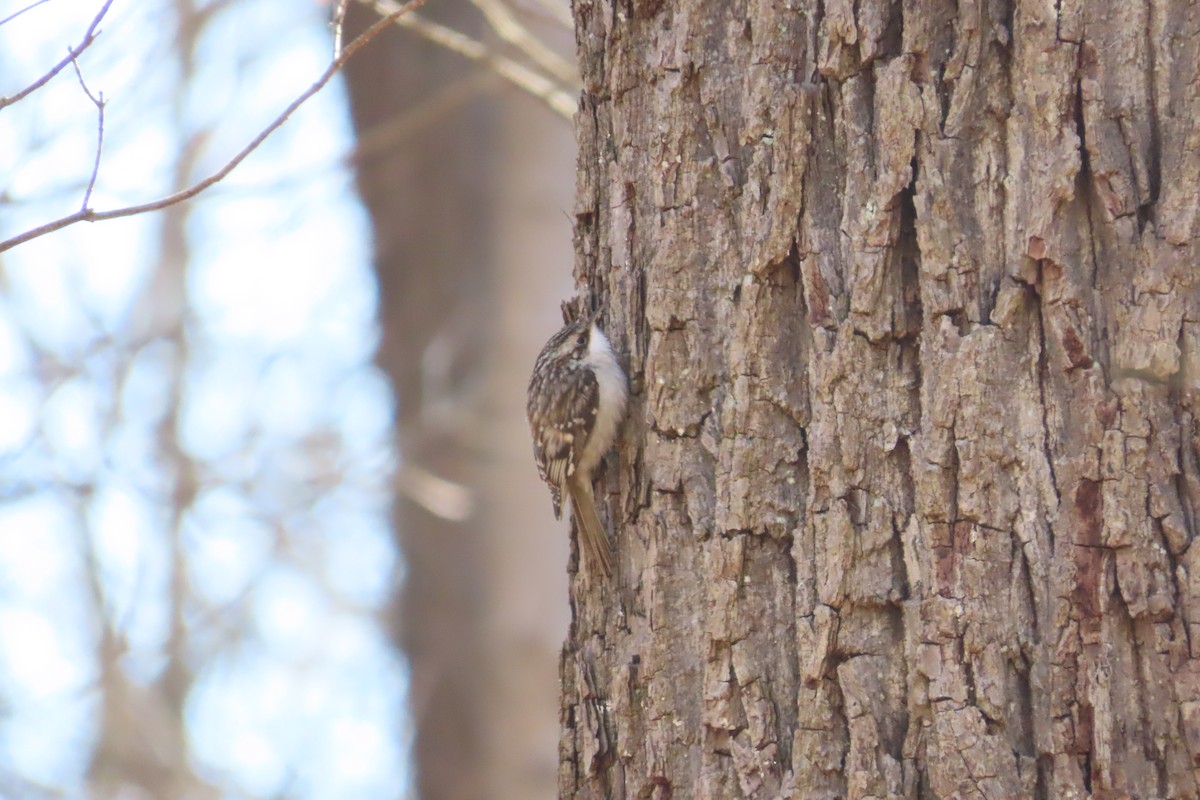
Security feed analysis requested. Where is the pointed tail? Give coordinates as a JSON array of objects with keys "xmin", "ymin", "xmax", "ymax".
[{"xmin": 567, "ymin": 479, "xmax": 614, "ymax": 577}]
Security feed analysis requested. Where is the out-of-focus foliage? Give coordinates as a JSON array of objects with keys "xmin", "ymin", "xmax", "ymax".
[{"xmin": 0, "ymin": 1, "xmax": 407, "ymax": 798}]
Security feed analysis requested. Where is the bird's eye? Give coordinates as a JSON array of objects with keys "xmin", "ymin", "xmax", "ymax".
[{"xmin": 575, "ymin": 335, "xmax": 586, "ymax": 347}]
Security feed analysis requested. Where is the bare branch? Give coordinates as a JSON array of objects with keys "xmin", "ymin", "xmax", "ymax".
[
  {"xmin": 508, "ymin": 0, "xmax": 573, "ymax": 30},
  {"xmin": 0, "ymin": 0, "xmax": 53, "ymax": 28},
  {"xmin": 0, "ymin": 0, "xmax": 113, "ymax": 111},
  {"xmin": 69, "ymin": 50, "xmax": 106, "ymax": 211},
  {"xmin": 0, "ymin": 0, "xmax": 429, "ymax": 255},
  {"xmin": 467, "ymin": 0, "xmax": 577, "ymax": 85},
  {"xmin": 366, "ymin": 0, "xmax": 576, "ymax": 118},
  {"xmin": 332, "ymin": 0, "xmax": 350, "ymax": 57},
  {"xmin": 396, "ymin": 462, "xmax": 474, "ymax": 521}
]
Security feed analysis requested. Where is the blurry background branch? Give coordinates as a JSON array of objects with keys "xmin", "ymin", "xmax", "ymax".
[
  {"xmin": 0, "ymin": 0, "xmax": 581, "ymax": 797},
  {"xmin": 0, "ymin": 0, "xmax": 113, "ymax": 112},
  {"xmin": 0, "ymin": 0, "xmax": 55, "ymax": 28},
  {"xmin": 67, "ymin": 49, "xmax": 105, "ymax": 209},
  {"xmin": 338, "ymin": 0, "xmax": 579, "ymax": 793},
  {"xmin": 0, "ymin": 0, "xmax": 427, "ymax": 255},
  {"xmin": 0, "ymin": 0, "xmax": 409, "ymax": 797},
  {"xmin": 361, "ymin": 0, "xmax": 578, "ymax": 118},
  {"xmin": 0, "ymin": 0, "xmax": 581, "ymax": 257}
]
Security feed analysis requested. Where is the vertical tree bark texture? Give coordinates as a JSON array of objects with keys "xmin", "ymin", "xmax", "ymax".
[{"xmin": 563, "ymin": 2, "xmax": 1200, "ymax": 798}]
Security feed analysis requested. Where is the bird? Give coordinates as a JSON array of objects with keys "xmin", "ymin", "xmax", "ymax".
[{"xmin": 526, "ymin": 309, "xmax": 628, "ymax": 576}]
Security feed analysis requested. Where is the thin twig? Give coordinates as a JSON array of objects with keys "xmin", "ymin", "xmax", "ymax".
[
  {"xmin": 368, "ymin": 0, "xmax": 575, "ymax": 118},
  {"xmin": 69, "ymin": 50, "xmax": 106, "ymax": 211},
  {"xmin": 0, "ymin": 0, "xmax": 429, "ymax": 255},
  {"xmin": 111, "ymin": 72, "xmax": 495, "ymax": 204},
  {"xmin": 467, "ymin": 0, "xmax": 577, "ymax": 85},
  {"xmin": 0, "ymin": 0, "xmax": 113, "ymax": 111},
  {"xmin": 508, "ymin": 0, "xmax": 573, "ymax": 30},
  {"xmin": 0, "ymin": 0, "xmax": 53, "ymax": 28},
  {"xmin": 332, "ymin": 0, "xmax": 350, "ymax": 57}
]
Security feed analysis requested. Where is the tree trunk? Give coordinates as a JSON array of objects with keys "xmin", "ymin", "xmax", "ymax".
[{"xmin": 562, "ymin": 2, "xmax": 1200, "ymax": 798}]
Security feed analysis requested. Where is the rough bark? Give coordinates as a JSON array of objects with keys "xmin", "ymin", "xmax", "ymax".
[{"xmin": 562, "ymin": 2, "xmax": 1200, "ymax": 798}]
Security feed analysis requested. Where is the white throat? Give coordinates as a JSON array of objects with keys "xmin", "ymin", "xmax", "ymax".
[{"xmin": 580, "ymin": 324, "xmax": 628, "ymax": 473}]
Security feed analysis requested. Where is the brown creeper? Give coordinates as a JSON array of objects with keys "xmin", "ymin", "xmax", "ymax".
[{"xmin": 526, "ymin": 311, "xmax": 628, "ymax": 576}]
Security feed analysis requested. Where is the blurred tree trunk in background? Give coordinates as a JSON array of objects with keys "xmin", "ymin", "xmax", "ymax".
[
  {"xmin": 342, "ymin": 3, "xmax": 575, "ymax": 798},
  {"xmin": 483, "ymin": 83, "xmax": 578, "ymax": 794},
  {"xmin": 562, "ymin": 1, "xmax": 1200, "ymax": 798},
  {"xmin": 343, "ymin": 5, "xmax": 491, "ymax": 797}
]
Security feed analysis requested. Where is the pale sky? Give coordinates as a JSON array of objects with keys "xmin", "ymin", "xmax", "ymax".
[{"xmin": 0, "ymin": 1, "xmax": 407, "ymax": 797}]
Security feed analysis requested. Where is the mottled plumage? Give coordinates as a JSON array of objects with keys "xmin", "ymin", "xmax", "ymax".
[
  {"xmin": 528, "ymin": 353, "xmax": 598, "ymax": 517},
  {"xmin": 526, "ymin": 313, "xmax": 627, "ymax": 576}
]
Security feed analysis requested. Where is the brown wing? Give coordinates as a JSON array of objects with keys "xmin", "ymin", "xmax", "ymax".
[{"xmin": 528, "ymin": 363, "xmax": 599, "ymax": 519}]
